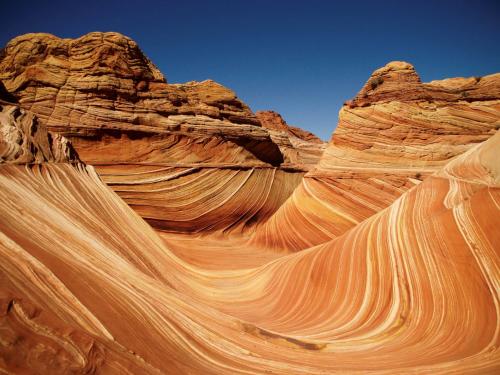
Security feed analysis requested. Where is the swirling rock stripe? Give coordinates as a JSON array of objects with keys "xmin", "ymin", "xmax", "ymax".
[
  {"xmin": 96, "ymin": 164, "xmax": 303, "ymax": 234},
  {"xmin": 1, "ymin": 132, "xmax": 499, "ymax": 374},
  {"xmin": 250, "ymin": 170, "xmax": 420, "ymax": 252},
  {"xmin": 158, "ymin": 231, "xmax": 284, "ymax": 270},
  {"xmin": 247, "ymin": 68, "xmax": 500, "ymax": 252}
]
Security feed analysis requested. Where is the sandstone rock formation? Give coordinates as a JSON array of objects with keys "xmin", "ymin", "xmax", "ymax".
[
  {"xmin": 251, "ymin": 61, "xmax": 500, "ymax": 251},
  {"xmin": 0, "ymin": 101, "xmax": 79, "ymax": 164},
  {"xmin": 0, "ymin": 32, "xmax": 284, "ymax": 166},
  {"xmin": 256, "ymin": 110, "xmax": 324, "ymax": 143},
  {"xmin": 0, "ymin": 113, "xmax": 498, "ymax": 375},
  {"xmin": 0, "ymin": 32, "xmax": 317, "ymax": 233},
  {"xmin": 1, "ymin": 32, "xmax": 499, "ymax": 374},
  {"xmin": 256, "ymin": 110, "xmax": 325, "ymax": 169},
  {"xmin": 335, "ymin": 61, "xmax": 500, "ymax": 167}
]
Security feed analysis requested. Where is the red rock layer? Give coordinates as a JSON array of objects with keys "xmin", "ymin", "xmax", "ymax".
[
  {"xmin": 0, "ymin": 125, "xmax": 498, "ymax": 374},
  {"xmin": 251, "ymin": 62, "xmax": 500, "ymax": 251},
  {"xmin": 1, "ymin": 34, "xmax": 499, "ymax": 373},
  {"xmin": 0, "ymin": 32, "xmax": 285, "ymax": 166},
  {"xmin": 256, "ymin": 110, "xmax": 324, "ymax": 143},
  {"xmin": 333, "ymin": 62, "xmax": 500, "ymax": 168},
  {"xmin": 97, "ymin": 164, "xmax": 302, "ymax": 234}
]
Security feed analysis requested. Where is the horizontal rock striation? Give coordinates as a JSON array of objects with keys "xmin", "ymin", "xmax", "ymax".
[
  {"xmin": 256, "ymin": 110, "xmax": 324, "ymax": 143},
  {"xmin": 334, "ymin": 61, "xmax": 500, "ymax": 167},
  {"xmin": 0, "ymin": 32, "xmax": 284, "ymax": 166}
]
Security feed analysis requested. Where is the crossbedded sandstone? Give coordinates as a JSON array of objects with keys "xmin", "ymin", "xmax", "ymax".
[
  {"xmin": 251, "ymin": 62, "xmax": 500, "ymax": 251},
  {"xmin": 0, "ymin": 121, "xmax": 498, "ymax": 375},
  {"xmin": 0, "ymin": 32, "xmax": 499, "ymax": 374},
  {"xmin": 0, "ymin": 32, "xmax": 285, "ymax": 167},
  {"xmin": 0, "ymin": 32, "xmax": 326, "ymax": 233},
  {"xmin": 0, "ymin": 101, "xmax": 78, "ymax": 164}
]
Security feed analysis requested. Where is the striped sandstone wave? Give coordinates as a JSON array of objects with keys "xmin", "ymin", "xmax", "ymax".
[
  {"xmin": 0, "ymin": 123, "xmax": 498, "ymax": 374},
  {"xmin": 0, "ymin": 32, "xmax": 325, "ymax": 234},
  {"xmin": 0, "ymin": 32, "xmax": 499, "ymax": 374},
  {"xmin": 251, "ymin": 62, "xmax": 500, "ymax": 251}
]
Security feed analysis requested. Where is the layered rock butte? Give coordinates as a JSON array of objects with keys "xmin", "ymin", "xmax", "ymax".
[
  {"xmin": 252, "ymin": 61, "xmax": 500, "ymax": 251},
  {"xmin": 0, "ymin": 32, "xmax": 322, "ymax": 235},
  {"xmin": 0, "ymin": 32, "xmax": 499, "ymax": 374}
]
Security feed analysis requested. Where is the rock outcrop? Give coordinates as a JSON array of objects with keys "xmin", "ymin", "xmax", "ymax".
[
  {"xmin": 256, "ymin": 110, "xmax": 325, "ymax": 169},
  {"xmin": 0, "ymin": 101, "xmax": 79, "ymax": 164},
  {"xmin": 0, "ymin": 32, "xmax": 318, "ymax": 233},
  {"xmin": 334, "ymin": 61, "xmax": 500, "ymax": 167},
  {"xmin": 256, "ymin": 110, "xmax": 324, "ymax": 143},
  {"xmin": 1, "ymin": 31, "xmax": 499, "ymax": 374},
  {"xmin": 251, "ymin": 62, "xmax": 500, "ymax": 251},
  {"xmin": 0, "ymin": 32, "xmax": 285, "ymax": 167},
  {"xmin": 0, "ymin": 116, "xmax": 498, "ymax": 375}
]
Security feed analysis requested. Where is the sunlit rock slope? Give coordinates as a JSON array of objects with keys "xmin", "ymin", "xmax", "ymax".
[
  {"xmin": 251, "ymin": 62, "xmax": 500, "ymax": 251},
  {"xmin": 0, "ymin": 109, "xmax": 499, "ymax": 374},
  {"xmin": 0, "ymin": 32, "xmax": 499, "ymax": 374}
]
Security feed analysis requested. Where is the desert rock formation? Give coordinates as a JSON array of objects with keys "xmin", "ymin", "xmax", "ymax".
[
  {"xmin": 256, "ymin": 110, "xmax": 325, "ymax": 169},
  {"xmin": 251, "ymin": 61, "xmax": 500, "ymax": 251},
  {"xmin": 0, "ymin": 101, "xmax": 78, "ymax": 164},
  {"xmin": 1, "ymin": 33, "xmax": 499, "ymax": 374},
  {"xmin": 0, "ymin": 32, "xmax": 323, "ymax": 234},
  {"xmin": 0, "ymin": 112, "xmax": 499, "ymax": 375},
  {"xmin": 0, "ymin": 32, "xmax": 288, "ymax": 167}
]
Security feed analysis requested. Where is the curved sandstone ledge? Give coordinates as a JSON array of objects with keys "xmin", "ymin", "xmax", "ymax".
[
  {"xmin": 89, "ymin": 161, "xmax": 308, "ymax": 170},
  {"xmin": 96, "ymin": 163, "xmax": 303, "ymax": 234}
]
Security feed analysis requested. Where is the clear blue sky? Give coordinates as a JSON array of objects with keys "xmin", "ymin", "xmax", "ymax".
[{"xmin": 2, "ymin": 0, "xmax": 499, "ymax": 140}]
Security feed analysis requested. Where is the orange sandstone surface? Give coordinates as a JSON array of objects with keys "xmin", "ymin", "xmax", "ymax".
[
  {"xmin": 255, "ymin": 110, "xmax": 326, "ymax": 169},
  {"xmin": 251, "ymin": 61, "xmax": 500, "ymax": 251},
  {"xmin": 0, "ymin": 33, "xmax": 499, "ymax": 374},
  {"xmin": 0, "ymin": 32, "xmax": 321, "ymax": 234}
]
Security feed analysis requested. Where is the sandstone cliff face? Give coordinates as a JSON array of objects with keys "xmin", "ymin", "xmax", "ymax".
[
  {"xmin": 256, "ymin": 110, "xmax": 325, "ymax": 169},
  {"xmin": 0, "ymin": 32, "xmax": 284, "ymax": 166},
  {"xmin": 332, "ymin": 61, "xmax": 500, "ymax": 167},
  {"xmin": 251, "ymin": 61, "xmax": 500, "ymax": 251},
  {"xmin": 0, "ymin": 32, "xmax": 317, "ymax": 234}
]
